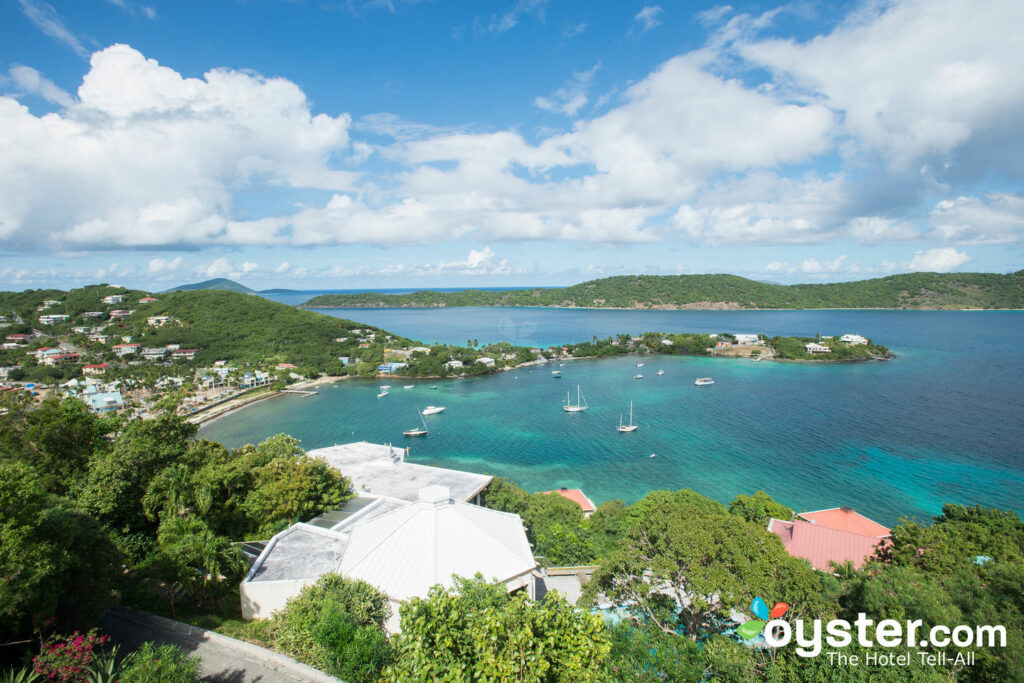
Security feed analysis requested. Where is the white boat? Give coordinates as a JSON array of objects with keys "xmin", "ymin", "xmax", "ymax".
[
  {"xmin": 649, "ymin": 453, "xmax": 657, "ymax": 458},
  {"xmin": 751, "ymin": 356, "xmax": 762, "ymax": 362},
  {"xmin": 694, "ymin": 377, "xmax": 714, "ymax": 386},
  {"xmin": 421, "ymin": 405, "xmax": 445, "ymax": 415},
  {"xmin": 617, "ymin": 401, "xmax": 638, "ymax": 433},
  {"xmin": 404, "ymin": 385, "xmax": 415, "ymax": 389},
  {"xmin": 380, "ymin": 385, "xmax": 391, "ymax": 390},
  {"xmin": 559, "ymin": 363, "xmax": 565, "ymax": 367},
  {"xmin": 656, "ymin": 370, "xmax": 665, "ymax": 375},
  {"xmin": 377, "ymin": 390, "xmax": 389, "ymax": 398},
  {"xmin": 404, "ymin": 406, "xmax": 429, "ymax": 437},
  {"xmin": 429, "ymin": 385, "xmax": 439, "ymax": 389},
  {"xmin": 551, "ymin": 370, "xmax": 561, "ymax": 377},
  {"xmin": 636, "ymin": 362, "xmax": 644, "ymax": 367},
  {"xmin": 563, "ymin": 385, "xmax": 588, "ymax": 412},
  {"xmin": 634, "ymin": 374, "xmax": 644, "ymax": 379}
]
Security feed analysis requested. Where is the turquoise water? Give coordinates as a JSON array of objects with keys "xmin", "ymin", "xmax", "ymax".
[{"xmin": 199, "ymin": 309, "xmax": 1024, "ymax": 526}]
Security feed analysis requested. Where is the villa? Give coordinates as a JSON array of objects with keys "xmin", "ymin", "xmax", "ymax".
[
  {"xmin": 805, "ymin": 342, "xmax": 831, "ymax": 354},
  {"xmin": 476, "ymin": 357, "xmax": 496, "ymax": 367},
  {"xmin": 445, "ymin": 359, "xmax": 464, "ymax": 370},
  {"xmin": 734, "ymin": 334, "xmax": 761, "ymax": 345},
  {"xmin": 82, "ymin": 363, "xmax": 109, "ymax": 376},
  {"xmin": 377, "ymin": 362, "xmax": 407, "ymax": 374},
  {"xmin": 112, "ymin": 343, "xmax": 140, "ymax": 357},
  {"xmin": 83, "ymin": 389, "xmax": 124, "ymax": 414},
  {"xmin": 767, "ymin": 507, "xmax": 890, "ymax": 572},
  {"xmin": 101, "ymin": 295, "xmax": 124, "ymax": 304},
  {"xmin": 841, "ymin": 334, "xmax": 868, "ymax": 345},
  {"xmin": 241, "ymin": 443, "xmax": 534, "ymax": 632},
  {"xmin": 82, "ymin": 311, "xmax": 106, "ymax": 319},
  {"xmin": 540, "ymin": 488, "xmax": 598, "ymax": 517},
  {"xmin": 38, "ymin": 314, "xmax": 70, "ymax": 325},
  {"xmin": 109, "ymin": 309, "xmax": 133, "ymax": 319},
  {"xmin": 147, "ymin": 316, "xmax": 173, "ymax": 327},
  {"xmin": 141, "ymin": 347, "xmax": 169, "ymax": 360},
  {"xmin": 5, "ymin": 334, "xmax": 31, "ymax": 343},
  {"xmin": 172, "ymin": 349, "xmax": 199, "ymax": 360}
]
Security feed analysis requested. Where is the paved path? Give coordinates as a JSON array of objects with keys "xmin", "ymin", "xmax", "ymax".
[{"xmin": 100, "ymin": 607, "xmax": 343, "ymax": 683}]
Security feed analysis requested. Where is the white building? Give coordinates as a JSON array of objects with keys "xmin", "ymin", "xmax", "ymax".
[
  {"xmin": 734, "ymin": 334, "xmax": 761, "ymax": 345},
  {"xmin": 241, "ymin": 486, "xmax": 536, "ymax": 632},
  {"xmin": 476, "ymin": 357, "xmax": 496, "ymax": 367},
  {"xmin": 38, "ymin": 314, "xmax": 70, "ymax": 325},
  {"xmin": 445, "ymin": 359, "xmax": 464, "ymax": 370},
  {"xmin": 805, "ymin": 342, "xmax": 832, "ymax": 354},
  {"xmin": 660, "ymin": 338, "xmax": 673, "ymax": 346},
  {"xmin": 840, "ymin": 334, "xmax": 868, "ymax": 345},
  {"xmin": 141, "ymin": 347, "xmax": 169, "ymax": 360},
  {"xmin": 101, "ymin": 295, "xmax": 124, "ymax": 304},
  {"xmin": 147, "ymin": 316, "xmax": 173, "ymax": 327}
]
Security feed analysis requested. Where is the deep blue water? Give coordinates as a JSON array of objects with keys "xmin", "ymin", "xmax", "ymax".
[
  {"xmin": 259, "ymin": 287, "xmax": 551, "ymax": 306},
  {"xmin": 199, "ymin": 309, "xmax": 1024, "ymax": 526}
]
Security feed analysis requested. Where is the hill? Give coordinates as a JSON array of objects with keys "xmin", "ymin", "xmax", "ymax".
[
  {"xmin": 164, "ymin": 278, "xmax": 256, "ymax": 294},
  {"xmin": 303, "ymin": 271, "xmax": 1024, "ymax": 310}
]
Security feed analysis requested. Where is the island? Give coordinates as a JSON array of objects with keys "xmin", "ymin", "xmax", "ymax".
[{"xmin": 302, "ymin": 271, "xmax": 1024, "ymax": 310}]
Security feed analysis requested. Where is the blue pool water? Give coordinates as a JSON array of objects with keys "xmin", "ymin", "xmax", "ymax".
[{"xmin": 199, "ymin": 308, "xmax": 1024, "ymax": 526}]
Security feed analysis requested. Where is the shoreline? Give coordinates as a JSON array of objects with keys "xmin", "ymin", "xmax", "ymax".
[
  {"xmin": 195, "ymin": 348, "xmax": 890, "ymax": 426},
  {"xmin": 301, "ymin": 303, "xmax": 1024, "ymax": 312}
]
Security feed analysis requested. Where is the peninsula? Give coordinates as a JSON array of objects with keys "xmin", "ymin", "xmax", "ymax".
[{"xmin": 302, "ymin": 271, "xmax": 1024, "ymax": 310}]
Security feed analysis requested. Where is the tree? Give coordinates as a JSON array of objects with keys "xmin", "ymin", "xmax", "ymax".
[
  {"xmin": 385, "ymin": 575, "xmax": 610, "ymax": 682},
  {"xmin": 480, "ymin": 476, "xmax": 530, "ymax": 516},
  {"xmin": 242, "ymin": 456, "xmax": 351, "ymax": 537},
  {"xmin": 728, "ymin": 490, "xmax": 794, "ymax": 526},
  {"xmin": 0, "ymin": 461, "xmax": 120, "ymax": 643},
  {"xmin": 156, "ymin": 516, "xmax": 244, "ymax": 612},
  {"xmin": 583, "ymin": 489, "xmax": 832, "ymax": 640}
]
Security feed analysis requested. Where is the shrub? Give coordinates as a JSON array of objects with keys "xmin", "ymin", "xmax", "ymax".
[
  {"xmin": 32, "ymin": 630, "xmax": 109, "ymax": 683},
  {"xmin": 118, "ymin": 642, "xmax": 200, "ymax": 683}
]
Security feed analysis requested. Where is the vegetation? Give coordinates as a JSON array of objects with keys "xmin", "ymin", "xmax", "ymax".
[
  {"xmin": 304, "ymin": 271, "xmax": 1024, "ymax": 310},
  {"xmin": 385, "ymin": 575, "xmax": 610, "ymax": 682}
]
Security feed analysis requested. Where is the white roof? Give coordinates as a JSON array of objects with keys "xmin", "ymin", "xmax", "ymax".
[
  {"xmin": 339, "ymin": 487, "xmax": 536, "ymax": 601},
  {"xmin": 310, "ymin": 442, "xmax": 492, "ymax": 503}
]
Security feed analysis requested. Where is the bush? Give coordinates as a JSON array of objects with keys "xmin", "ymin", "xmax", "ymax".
[
  {"xmin": 31, "ymin": 630, "xmax": 110, "ymax": 683},
  {"xmin": 312, "ymin": 609, "xmax": 393, "ymax": 683},
  {"xmin": 269, "ymin": 574, "xmax": 392, "ymax": 672},
  {"xmin": 119, "ymin": 642, "xmax": 200, "ymax": 683}
]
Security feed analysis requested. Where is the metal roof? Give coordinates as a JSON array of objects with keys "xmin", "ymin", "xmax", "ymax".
[{"xmin": 309, "ymin": 442, "xmax": 492, "ymax": 503}]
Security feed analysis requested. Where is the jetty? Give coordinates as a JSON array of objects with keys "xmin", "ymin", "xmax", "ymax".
[{"xmin": 281, "ymin": 389, "xmax": 318, "ymax": 397}]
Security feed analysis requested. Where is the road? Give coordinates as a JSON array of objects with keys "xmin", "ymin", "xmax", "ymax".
[{"xmin": 100, "ymin": 607, "xmax": 343, "ymax": 683}]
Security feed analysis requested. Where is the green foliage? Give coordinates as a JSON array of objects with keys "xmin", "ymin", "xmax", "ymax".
[
  {"xmin": 605, "ymin": 622, "xmax": 707, "ymax": 681},
  {"xmin": 0, "ymin": 461, "xmax": 120, "ymax": 642},
  {"xmin": 480, "ymin": 476, "xmax": 531, "ymax": 515},
  {"xmin": 118, "ymin": 642, "xmax": 201, "ymax": 683},
  {"xmin": 304, "ymin": 271, "xmax": 1024, "ymax": 310},
  {"xmin": 385, "ymin": 575, "xmax": 611, "ymax": 682},
  {"xmin": 241, "ymin": 455, "xmax": 351, "ymax": 537},
  {"xmin": 584, "ymin": 488, "xmax": 832, "ymax": 639},
  {"xmin": 266, "ymin": 574, "xmax": 391, "ymax": 675},
  {"xmin": 729, "ymin": 490, "xmax": 794, "ymax": 525}
]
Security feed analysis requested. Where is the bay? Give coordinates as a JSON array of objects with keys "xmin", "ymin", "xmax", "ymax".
[{"xmin": 199, "ymin": 308, "xmax": 1024, "ymax": 526}]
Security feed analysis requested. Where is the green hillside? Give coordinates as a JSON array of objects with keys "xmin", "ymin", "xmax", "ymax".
[
  {"xmin": 164, "ymin": 277, "xmax": 256, "ymax": 294},
  {"xmin": 304, "ymin": 271, "xmax": 1024, "ymax": 310}
]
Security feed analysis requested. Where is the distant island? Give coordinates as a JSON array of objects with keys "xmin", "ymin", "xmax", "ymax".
[
  {"xmin": 303, "ymin": 271, "xmax": 1024, "ymax": 310},
  {"xmin": 164, "ymin": 277, "xmax": 257, "ymax": 294}
]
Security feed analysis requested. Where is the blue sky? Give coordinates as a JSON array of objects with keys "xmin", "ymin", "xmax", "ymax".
[{"xmin": 1, "ymin": 0, "xmax": 1022, "ymax": 291}]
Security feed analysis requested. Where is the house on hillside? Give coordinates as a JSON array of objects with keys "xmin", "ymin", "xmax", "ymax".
[
  {"xmin": 377, "ymin": 362, "xmax": 407, "ymax": 374},
  {"xmin": 139, "ymin": 297, "xmax": 158, "ymax": 304},
  {"xmin": 734, "ymin": 334, "xmax": 761, "ymax": 345},
  {"xmin": 476, "ymin": 357, "xmax": 496, "ymax": 367},
  {"xmin": 5, "ymin": 334, "xmax": 31, "ymax": 344},
  {"xmin": 767, "ymin": 507, "xmax": 890, "ymax": 572},
  {"xmin": 112, "ymin": 343, "xmax": 140, "ymax": 357},
  {"xmin": 141, "ymin": 347, "xmax": 169, "ymax": 360},
  {"xmin": 172, "ymin": 349, "xmax": 199, "ymax": 360},
  {"xmin": 539, "ymin": 488, "xmax": 598, "ymax": 517},
  {"xmin": 82, "ymin": 311, "xmax": 106, "ymax": 319},
  {"xmin": 42, "ymin": 353, "xmax": 79, "ymax": 367},
  {"xmin": 805, "ymin": 342, "xmax": 831, "ymax": 354},
  {"xmin": 101, "ymin": 295, "xmax": 124, "ymax": 304},
  {"xmin": 147, "ymin": 316, "xmax": 173, "ymax": 327},
  {"xmin": 109, "ymin": 310, "xmax": 133, "ymax": 319},
  {"xmin": 444, "ymin": 360, "xmax": 463, "ymax": 370},
  {"xmin": 82, "ymin": 363, "xmax": 109, "ymax": 376},
  {"xmin": 84, "ymin": 390, "xmax": 123, "ymax": 414},
  {"xmin": 39, "ymin": 314, "xmax": 70, "ymax": 325},
  {"xmin": 840, "ymin": 334, "xmax": 868, "ymax": 345}
]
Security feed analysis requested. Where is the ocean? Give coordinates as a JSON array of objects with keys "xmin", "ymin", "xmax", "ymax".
[{"xmin": 198, "ymin": 308, "xmax": 1024, "ymax": 526}]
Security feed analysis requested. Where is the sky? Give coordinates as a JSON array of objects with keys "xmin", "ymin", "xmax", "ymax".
[{"xmin": 1, "ymin": 0, "xmax": 1022, "ymax": 292}]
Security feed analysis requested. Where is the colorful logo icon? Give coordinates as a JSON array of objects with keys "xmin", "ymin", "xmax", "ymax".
[{"xmin": 737, "ymin": 597, "xmax": 789, "ymax": 640}]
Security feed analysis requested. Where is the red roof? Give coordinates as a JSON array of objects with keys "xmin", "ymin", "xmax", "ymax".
[
  {"xmin": 798, "ymin": 507, "xmax": 890, "ymax": 538},
  {"xmin": 112, "ymin": 343, "xmax": 140, "ymax": 348},
  {"xmin": 768, "ymin": 518, "xmax": 886, "ymax": 571},
  {"xmin": 539, "ymin": 488, "xmax": 597, "ymax": 513},
  {"xmin": 83, "ymin": 363, "xmax": 109, "ymax": 369},
  {"xmin": 276, "ymin": 362, "xmax": 297, "ymax": 369}
]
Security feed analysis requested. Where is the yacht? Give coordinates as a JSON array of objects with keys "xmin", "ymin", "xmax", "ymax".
[
  {"xmin": 377, "ymin": 390, "xmax": 389, "ymax": 398},
  {"xmin": 563, "ymin": 385, "xmax": 588, "ymax": 412},
  {"xmin": 617, "ymin": 401, "xmax": 638, "ymax": 433},
  {"xmin": 552, "ymin": 370, "xmax": 561, "ymax": 377},
  {"xmin": 636, "ymin": 362, "xmax": 644, "ymax": 368},
  {"xmin": 694, "ymin": 377, "xmax": 714, "ymax": 386},
  {"xmin": 421, "ymin": 405, "xmax": 446, "ymax": 415},
  {"xmin": 404, "ymin": 385, "xmax": 415, "ymax": 389},
  {"xmin": 634, "ymin": 374, "xmax": 644, "ymax": 379},
  {"xmin": 403, "ymin": 407, "xmax": 429, "ymax": 437},
  {"xmin": 656, "ymin": 370, "xmax": 665, "ymax": 376}
]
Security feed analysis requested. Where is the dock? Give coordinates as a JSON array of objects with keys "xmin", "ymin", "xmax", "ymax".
[{"xmin": 281, "ymin": 389, "xmax": 318, "ymax": 397}]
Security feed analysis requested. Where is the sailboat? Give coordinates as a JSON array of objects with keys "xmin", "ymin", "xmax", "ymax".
[
  {"xmin": 404, "ymin": 406, "xmax": 429, "ymax": 437},
  {"xmin": 617, "ymin": 401, "xmax": 638, "ymax": 432},
  {"xmin": 563, "ymin": 385, "xmax": 588, "ymax": 412},
  {"xmin": 377, "ymin": 390, "xmax": 388, "ymax": 398}
]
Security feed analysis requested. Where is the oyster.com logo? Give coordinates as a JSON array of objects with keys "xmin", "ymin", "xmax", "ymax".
[{"xmin": 737, "ymin": 597, "xmax": 789, "ymax": 640}]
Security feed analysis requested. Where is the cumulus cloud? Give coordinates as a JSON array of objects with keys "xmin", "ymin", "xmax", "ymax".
[
  {"xmin": 197, "ymin": 258, "xmax": 258, "ymax": 280},
  {"xmin": 5, "ymin": 65, "xmax": 74, "ymax": 107},
  {"xmin": 928, "ymin": 193, "xmax": 1024, "ymax": 245},
  {"xmin": 147, "ymin": 256, "xmax": 184, "ymax": 277},
  {"xmin": 907, "ymin": 247, "xmax": 971, "ymax": 272}
]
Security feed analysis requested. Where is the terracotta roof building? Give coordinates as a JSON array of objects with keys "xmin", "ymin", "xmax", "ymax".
[
  {"xmin": 540, "ymin": 488, "xmax": 598, "ymax": 517},
  {"xmin": 768, "ymin": 506, "xmax": 890, "ymax": 572}
]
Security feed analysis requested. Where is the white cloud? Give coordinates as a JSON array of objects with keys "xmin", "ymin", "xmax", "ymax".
[
  {"xmin": 534, "ymin": 63, "xmax": 600, "ymax": 117},
  {"xmin": 907, "ymin": 247, "xmax": 971, "ymax": 272},
  {"xmin": 275, "ymin": 261, "xmax": 291, "ymax": 274},
  {"xmin": 6, "ymin": 66, "xmax": 74, "ymax": 107},
  {"xmin": 147, "ymin": 256, "xmax": 184, "ymax": 277},
  {"xmin": 197, "ymin": 258, "xmax": 259, "ymax": 280},
  {"xmin": 929, "ymin": 193, "xmax": 1024, "ymax": 245},
  {"xmin": 16, "ymin": 0, "xmax": 88, "ymax": 58},
  {"xmin": 634, "ymin": 6, "xmax": 663, "ymax": 32},
  {"xmin": 478, "ymin": 0, "xmax": 548, "ymax": 35}
]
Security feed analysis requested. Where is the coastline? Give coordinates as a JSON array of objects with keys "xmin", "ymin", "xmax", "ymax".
[{"xmin": 301, "ymin": 303, "xmax": 1024, "ymax": 312}]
